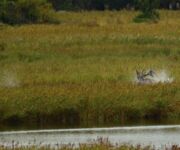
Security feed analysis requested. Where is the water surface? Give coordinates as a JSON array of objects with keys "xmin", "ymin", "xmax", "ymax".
[{"xmin": 0, "ymin": 125, "xmax": 180, "ymax": 149}]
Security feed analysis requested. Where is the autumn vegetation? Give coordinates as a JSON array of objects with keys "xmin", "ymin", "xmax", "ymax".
[{"xmin": 0, "ymin": 10, "xmax": 180, "ymax": 129}]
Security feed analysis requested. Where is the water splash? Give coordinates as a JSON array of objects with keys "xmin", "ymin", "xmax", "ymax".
[
  {"xmin": 134, "ymin": 70, "xmax": 174, "ymax": 84},
  {"xmin": 152, "ymin": 70, "xmax": 174, "ymax": 83}
]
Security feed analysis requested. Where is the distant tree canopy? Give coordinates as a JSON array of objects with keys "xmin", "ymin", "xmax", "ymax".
[
  {"xmin": 135, "ymin": 0, "xmax": 160, "ymax": 13},
  {"xmin": 0, "ymin": 0, "xmax": 179, "ymax": 25},
  {"xmin": 0, "ymin": 0, "xmax": 59, "ymax": 24},
  {"xmin": 48, "ymin": 0, "xmax": 134, "ymax": 10},
  {"xmin": 48, "ymin": 0, "xmax": 180, "ymax": 10}
]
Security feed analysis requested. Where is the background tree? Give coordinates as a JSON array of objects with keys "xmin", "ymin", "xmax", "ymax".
[
  {"xmin": 134, "ymin": 0, "xmax": 160, "ymax": 22},
  {"xmin": 0, "ymin": 0, "xmax": 59, "ymax": 25},
  {"xmin": 47, "ymin": 0, "xmax": 179, "ymax": 11}
]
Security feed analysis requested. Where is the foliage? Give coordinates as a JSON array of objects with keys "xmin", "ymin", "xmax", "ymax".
[
  {"xmin": 51, "ymin": 0, "xmax": 134, "ymax": 10},
  {"xmin": 0, "ymin": 0, "xmax": 59, "ymax": 25},
  {"xmin": 0, "ymin": 138, "xmax": 180, "ymax": 149},
  {"xmin": 134, "ymin": 0, "xmax": 160, "ymax": 23},
  {"xmin": 47, "ymin": 0, "xmax": 180, "ymax": 10},
  {"xmin": 0, "ymin": 11, "xmax": 180, "ymax": 127}
]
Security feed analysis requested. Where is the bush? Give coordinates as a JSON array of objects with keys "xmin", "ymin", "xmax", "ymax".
[
  {"xmin": 134, "ymin": 0, "xmax": 160, "ymax": 23},
  {"xmin": 0, "ymin": 0, "xmax": 59, "ymax": 25},
  {"xmin": 133, "ymin": 11, "xmax": 159, "ymax": 23}
]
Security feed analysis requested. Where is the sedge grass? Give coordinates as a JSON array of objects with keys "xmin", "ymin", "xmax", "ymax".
[
  {"xmin": 0, "ymin": 138, "xmax": 179, "ymax": 150},
  {"xmin": 0, "ymin": 10, "xmax": 180, "ymax": 126}
]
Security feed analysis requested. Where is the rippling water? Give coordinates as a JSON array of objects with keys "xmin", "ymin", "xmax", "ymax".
[{"xmin": 0, "ymin": 125, "xmax": 180, "ymax": 149}]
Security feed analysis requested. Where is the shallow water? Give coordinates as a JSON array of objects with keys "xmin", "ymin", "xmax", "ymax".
[{"xmin": 0, "ymin": 125, "xmax": 180, "ymax": 149}]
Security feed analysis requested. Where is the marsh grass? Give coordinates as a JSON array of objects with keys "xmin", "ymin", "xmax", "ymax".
[
  {"xmin": 0, "ymin": 10, "xmax": 180, "ymax": 126},
  {"xmin": 0, "ymin": 138, "xmax": 180, "ymax": 150}
]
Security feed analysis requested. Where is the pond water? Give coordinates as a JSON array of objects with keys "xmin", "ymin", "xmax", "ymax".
[{"xmin": 0, "ymin": 125, "xmax": 180, "ymax": 149}]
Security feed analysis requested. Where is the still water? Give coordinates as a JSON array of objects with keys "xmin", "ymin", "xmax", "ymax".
[{"xmin": 0, "ymin": 125, "xmax": 180, "ymax": 149}]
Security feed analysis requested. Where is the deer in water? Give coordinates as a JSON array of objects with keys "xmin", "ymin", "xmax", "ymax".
[{"xmin": 136, "ymin": 69, "xmax": 156, "ymax": 84}]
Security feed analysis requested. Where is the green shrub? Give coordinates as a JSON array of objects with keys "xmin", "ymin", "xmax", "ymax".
[
  {"xmin": 0, "ymin": 0, "xmax": 59, "ymax": 25},
  {"xmin": 134, "ymin": 0, "xmax": 160, "ymax": 23}
]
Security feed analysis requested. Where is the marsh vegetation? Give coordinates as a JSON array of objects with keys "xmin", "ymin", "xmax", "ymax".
[
  {"xmin": 0, "ymin": 137, "xmax": 180, "ymax": 150},
  {"xmin": 0, "ymin": 10, "xmax": 180, "ymax": 128}
]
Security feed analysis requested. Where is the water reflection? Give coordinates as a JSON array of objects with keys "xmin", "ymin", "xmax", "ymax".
[{"xmin": 1, "ymin": 118, "xmax": 180, "ymax": 132}]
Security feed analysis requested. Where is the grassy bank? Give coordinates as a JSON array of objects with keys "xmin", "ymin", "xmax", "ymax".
[{"xmin": 0, "ymin": 10, "xmax": 180, "ymax": 127}]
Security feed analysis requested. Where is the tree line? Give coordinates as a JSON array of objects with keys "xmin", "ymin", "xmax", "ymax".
[
  {"xmin": 48, "ymin": 0, "xmax": 180, "ymax": 11},
  {"xmin": 0, "ymin": 0, "xmax": 179, "ymax": 25},
  {"xmin": 0, "ymin": 0, "xmax": 58, "ymax": 24}
]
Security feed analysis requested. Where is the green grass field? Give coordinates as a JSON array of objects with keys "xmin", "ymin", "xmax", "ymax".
[{"xmin": 0, "ymin": 10, "xmax": 180, "ymax": 128}]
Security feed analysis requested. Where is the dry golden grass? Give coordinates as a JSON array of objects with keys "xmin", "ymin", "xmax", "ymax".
[{"xmin": 0, "ymin": 10, "xmax": 179, "ymax": 127}]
